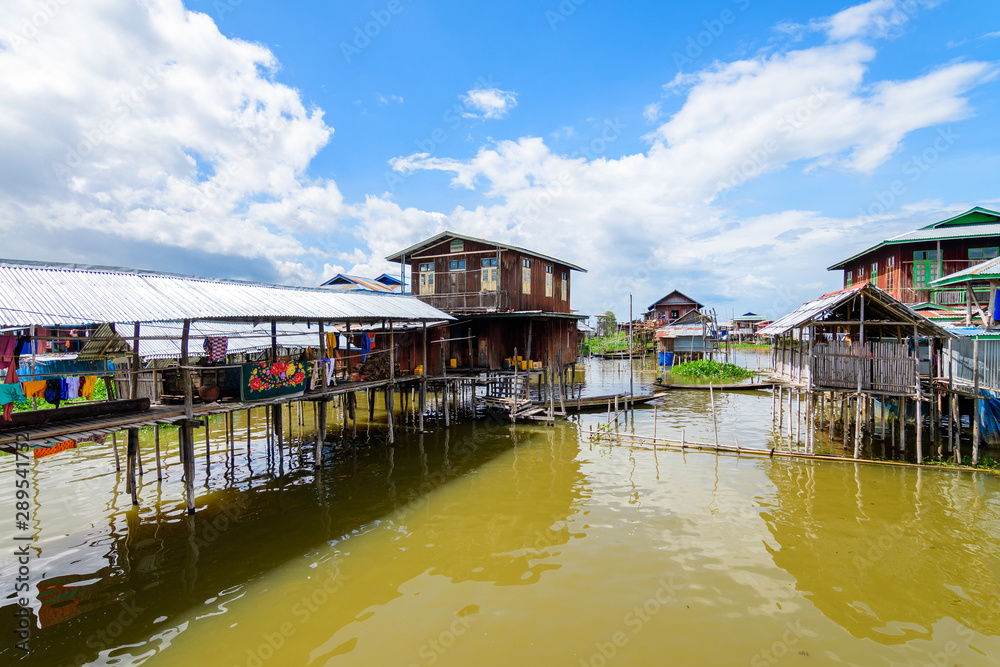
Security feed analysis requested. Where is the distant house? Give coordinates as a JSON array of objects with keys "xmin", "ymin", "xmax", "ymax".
[
  {"xmin": 731, "ymin": 312, "xmax": 769, "ymax": 340},
  {"xmin": 644, "ymin": 290, "xmax": 703, "ymax": 325},
  {"xmin": 386, "ymin": 231, "xmax": 587, "ymax": 370},
  {"xmin": 828, "ymin": 207, "xmax": 1000, "ymax": 308},
  {"xmin": 320, "ymin": 273, "xmax": 400, "ymax": 293}
]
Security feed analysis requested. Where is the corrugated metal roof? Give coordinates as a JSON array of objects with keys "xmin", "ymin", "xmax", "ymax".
[
  {"xmin": 931, "ymin": 255, "xmax": 1000, "ymax": 287},
  {"xmin": 385, "ymin": 231, "xmax": 587, "ymax": 272},
  {"xmin": 0, "ymin": 259, "xmax": 453, "ymax": 328},
  {"xmin": 758, "ymin": 284, "xmax": 952, "ymax": 338}
]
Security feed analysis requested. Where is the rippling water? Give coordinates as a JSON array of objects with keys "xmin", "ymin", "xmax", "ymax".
[{"xmin": 1, "ymin": 357, "xmax": 998, "ymax": 665}]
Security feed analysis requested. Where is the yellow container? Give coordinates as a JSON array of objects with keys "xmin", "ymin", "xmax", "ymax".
[
  {"xmin": 534, "ymin": 361, "xmax": 542, "ymax": 369},
  {"xmin": 450, "ymin": 358, "xmax": 457, "ymax": 368},
  {"xmin": 520, "ymin": 360, "xmax": 528, "ymax": 370},
  {"xmin": 414, "ymin": 365, "xmax": 423, "ymax": 375}
]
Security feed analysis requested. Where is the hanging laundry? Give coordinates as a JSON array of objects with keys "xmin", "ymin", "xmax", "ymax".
[
  {"xmin": 1, "ymin": 364, "xmax": 22, "ymax": 421},
  {"xmin": 22, "ymin": 381, "xmax": 47, "ymax": 398},
  {"xmin": 65, "ymin": 376, "xmax": 81, "ymax": 400},
  {"xmin": 367, "ymin": 332, "xmax": 377, "ymax": 350},
  {"xmin": 325, "ymin": 359, "xmax": 337, "ymax": 387},
  {"xmin": 360, "ymin": 332, "xmax": 372, "ymax": 362},
  {"xmin": 80, "ymin": 376, "xmax": 98, "ymax": 400},
  {"xmin": 0, "ymin": 335, "xmax": 16, "ymax": 370},
  {"xmin": 325, "ymin": 332, "xmax": 339, "ymax": 358},
  {"xmin": 44, "ymin": 378, "xmax": 63, "ymax": 408},
  {"xmin": 203, "ymin": 337, "xmax": 228, "ymax": 363}
]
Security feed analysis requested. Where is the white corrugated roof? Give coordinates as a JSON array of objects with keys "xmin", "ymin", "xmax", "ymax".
[
  {"xmin": 759, "ymin": 284, "xmax": 952, "ymax": 338},
  {"xmin": 0, "ymin": 259, "xmax": 453, "ymax": 328}
]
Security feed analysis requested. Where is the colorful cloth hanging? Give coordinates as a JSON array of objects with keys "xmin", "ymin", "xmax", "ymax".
[
  {"xmin": 1, "ymin": 364, "xmax": 22, "ymax": 421},
  {"xmin": 22, "ymin": 381, "xmax": 47, "ymax": 398},
  {"xmin": 80, "ymin": 376, "xmax": 98, "ymax": 400},
  {"xmin": 0, "ymin": 335, "xmax": 17, "ymax": 370},
  {"xmin": 240, "ymin": 361, "xmax": 306, "ymax": 402},
  {"xmin": 203, "ymin": 337, "xmax": 228, "ymax": 362}
]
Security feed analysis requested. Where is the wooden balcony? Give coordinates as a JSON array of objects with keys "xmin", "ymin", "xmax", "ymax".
[{"xmin": 416, "ymin": 290, "xmax": 509, "ymax": 313}]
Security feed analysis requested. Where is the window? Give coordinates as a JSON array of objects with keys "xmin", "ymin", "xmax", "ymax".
[
  {"xmin": 871, "ymin": 262, "xmax": 878, "ymax": 286},
  {"xmin": 545, "ymin": 265, "xmax": 553, "ymax": 297},
  {"xmin": 846, "ymin": 271, "xmax": 852, "ymax": 288},
  {"xmin": 449, "ymin": 260, "xmax": 465, "ymax": 271},
  {"xmin": 521, "ymin": 258, "xmax": 531, "ymax": 295},
  {"xmin": 450, "ymin": 239, "xmax": 464, "ymax": 253},
  {"xmin": 858, "ymin": 265, "xmax": 865, "ymax": 279},
  {"xmin": 969, "ymin": 247, "xmax": 999, "ymax": 260},
  {"xmin": 670, "ymin": 310, "xmax": 680, "ymax": 319},
  {"xmin": 886, "ymin": 256, "xmax": 895, "ymax": 291},
  {"xmin": 561, "ymin": 272, "xmax": 568, "ymax": 301},
  {"xmin": 418, "ymin": 262, "xmax": 435, "ymax": 295},
  {"xmin": 481, "ymin": 258, "xmax": 498, "ymax": 291},
  {"xmin": 913, "ymin": 250, "xmax": 940, "ymax": 288}
]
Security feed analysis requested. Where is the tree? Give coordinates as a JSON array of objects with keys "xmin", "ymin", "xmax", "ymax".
[{"xmin": 597, "ymin": 310, "xmax": 617, "ymax": 337}]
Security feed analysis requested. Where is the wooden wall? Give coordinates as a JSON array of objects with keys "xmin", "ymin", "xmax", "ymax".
[{"xmin": 407, "ymin": 238, "xmax": 574, "ymax": 313}]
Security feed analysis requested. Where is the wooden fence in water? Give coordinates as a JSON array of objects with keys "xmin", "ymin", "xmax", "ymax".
[{"xmin": 774, "ymin": 339, "xmax": 917, "ymax": 394}]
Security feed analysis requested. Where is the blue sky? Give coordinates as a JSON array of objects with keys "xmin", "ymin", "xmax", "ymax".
[{"xmin": 1, "ymin": 0, "xmax": 999, "ymax": 321}]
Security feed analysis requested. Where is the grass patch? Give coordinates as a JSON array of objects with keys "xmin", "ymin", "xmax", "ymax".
[
  {"xmin": 729, "ymin": 342, "xmax": 769, "ymax": 350},
  {"xmin": 921, "ymin": 455, "xmax": 999, "ymax": 471},
  {"xmin": 670, "ymin": 359, "xmax": 753, "ymax": 382}
]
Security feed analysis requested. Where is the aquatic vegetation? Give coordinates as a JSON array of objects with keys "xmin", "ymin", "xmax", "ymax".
[{"xmin": 669, "ymin": 359, "xmax": 753, "ymax": 381}]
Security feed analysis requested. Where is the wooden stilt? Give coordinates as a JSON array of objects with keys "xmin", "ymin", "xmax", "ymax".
[
  {"xmin": 154, "ymin": 424, "xmax": 162, "ymax": 481},
  {"xmin": 112, "ymin": 431, "xmax": 121, "ymax": 471},
  {"xmin": 126, "ymin": 428, "xmax": 139, "ymax": 505}
]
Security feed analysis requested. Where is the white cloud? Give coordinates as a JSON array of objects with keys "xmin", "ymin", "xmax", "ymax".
[
  {"xmin": 0, "ymin": 0, "xmax": 345, "ymax": 284},
  {"xmin": 371, "ymin": 2, "xmax": 993, "ymax": 317},
  {"xmin": 461, "ymin": 87, "xmax": 517, "ymax": 120},
  {"xmin": 818, "ymin": 0, "xmax": 938, "ymax": 41},
  {"xmin": 375, "ymin": 93, "xmax": 403, "ymax": 106},
  {"xmin": 642, "ymin": 102, "xmax": 662, "ymax": 123}
]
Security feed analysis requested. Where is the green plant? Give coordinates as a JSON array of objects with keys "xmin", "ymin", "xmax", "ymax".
[{"xmin": 669, "ymin": 359, "xmax": 753, "ymax": 382}]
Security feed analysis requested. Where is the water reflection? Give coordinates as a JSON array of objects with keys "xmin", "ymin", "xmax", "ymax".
[{"xmin": 760, "ymin": 460, "xmax": 1000, "ymax": 644}]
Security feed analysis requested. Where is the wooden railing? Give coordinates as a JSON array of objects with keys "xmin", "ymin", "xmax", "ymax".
[{"xmin": 416, "ymin": 290, "xmax": 509, "ymax": 313}]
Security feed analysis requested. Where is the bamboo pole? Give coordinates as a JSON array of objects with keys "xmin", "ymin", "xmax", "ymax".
[
  {"xmin": 154, "ymin": 424, "xmax": 162, "ymax": 481},
  {"xmin": 710, "ymin": 383, "xmax": 719, "ymax": 450},
  {"xmin": 180, "ymin": 318, "xmax": 196, "ymax": 515}
]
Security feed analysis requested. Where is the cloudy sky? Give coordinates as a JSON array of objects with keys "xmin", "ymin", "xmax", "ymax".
[{"xmin": 1, "ymin": 0, "xmax": 998, "ymax": 321}]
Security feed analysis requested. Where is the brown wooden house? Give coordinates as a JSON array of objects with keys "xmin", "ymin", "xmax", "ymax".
[
  {"xmin": 828, "ymin": 207, "xmax": 1000, "ymax": 307},
  {"xmin": 386, "ymin": 232, "xmax": 586, "ymax": 371},
  {"xmin": 644, "ymin": 290, "xmax": 703, "ymax": 325}
]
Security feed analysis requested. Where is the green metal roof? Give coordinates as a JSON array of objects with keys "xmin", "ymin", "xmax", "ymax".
[
  {"xmin": 930, "ymin": 255, "xmax": 1000, "ymax": 288},
  {"xmin": 386, "ymin": 231, "xmax": 587, "ymax": 272},
  {"xmin": 828, "ymin": 207, "xmax": 1000, "ymax": 270}
]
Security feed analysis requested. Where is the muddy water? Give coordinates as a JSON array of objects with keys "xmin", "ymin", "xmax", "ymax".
[{"xmin": 1, "ymin": 358, "xmax": 998, "ymax": 666}]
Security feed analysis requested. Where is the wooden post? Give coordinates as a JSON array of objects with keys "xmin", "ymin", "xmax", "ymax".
[
  {"xmin": 112, "ymin": 431, "xmax": 121, "ymax": 471},
  {"xmin": 629, "ymin": 293, "xmax": 634, "ymax": 400},
  {"xmin": 710, "ymin": 382, "xmax": 719, "ymax": 450},
  {"xmin": 420, "ymin": 322, "xmax": 427, "ymax": 432},
  {"xmin": 180, "ymin": 318, "xmax": 196, "ymax": 515},
  {"xmin": 973, "ymin": 336, "xmax": 980, "ymax": 465},
  {"xmin": 853, "ymin": 379, "xmax": 863, "ymax": 459},
  {"xmin": 388, "ymin": 320, "xmax": 395, "ymax": 444},
  {"xmin": 154, "ymin": 424, "xmax": 162, "ymax": 481},
  {"xmin": 806, "ymin": 325, "xmax": 815, "ymax": 454},
  {"xmin": 126, "ymin": 428, "xmax": 139, "ymax": 505},
  {"xmin": 130, "ymin": 322, "xmax": 141, "ymax": 400},
  {"xmin": 899, "ymin": 396, "xmax": 906, "ymax": 455}
]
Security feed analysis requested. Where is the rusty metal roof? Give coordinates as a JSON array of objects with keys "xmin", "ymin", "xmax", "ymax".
[{"xmin": 0, "ymin": 259, "xmax": 453, "ymax": 328}]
